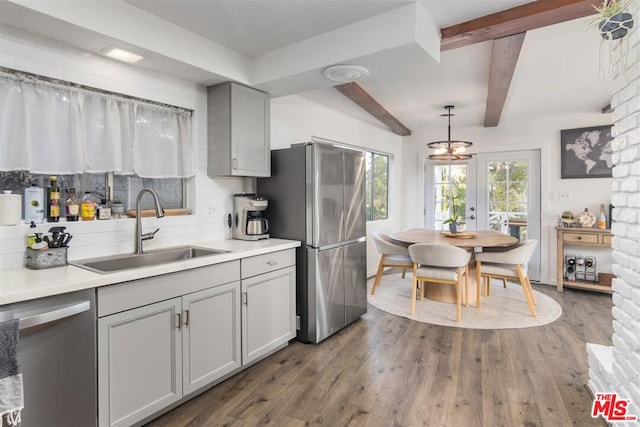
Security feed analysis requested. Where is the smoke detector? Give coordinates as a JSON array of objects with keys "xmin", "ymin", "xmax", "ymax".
[{"xmin": 322, "ymin": 65, "xmax": 369, "ymax": 83}]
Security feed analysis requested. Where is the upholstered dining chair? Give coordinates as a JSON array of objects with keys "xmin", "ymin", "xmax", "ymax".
[
  {"xmin": 475, "ymin": 239, "xmax": 538, "ymax": 318},
  {"xmin": 371, "ymin": 232, "xmax": 413, "ymax": 295},
  {"xmin": 408, "ymin": 243, "xmax": 471, "ymax": 322}
]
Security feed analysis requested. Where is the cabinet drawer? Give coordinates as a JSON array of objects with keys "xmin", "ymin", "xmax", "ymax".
[
  {"xmin": 241, "ymin": 249, "xmax": 295, "ymax": 279},
  {"xmin": 602, "ymin": 234, "xmax": 612, "ymax": 245},
  {"xmin": 563, "ymin": 233, "xmax": 599, "ymax": 244},
  {"xmin": 98, "ymin": 261, "xmax": 240, "ymax": 317}
]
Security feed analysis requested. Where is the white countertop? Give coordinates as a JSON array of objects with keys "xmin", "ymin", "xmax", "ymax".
[{"xmin": 0, "ymin": 239, "xmax": 301, "ymax": 306}]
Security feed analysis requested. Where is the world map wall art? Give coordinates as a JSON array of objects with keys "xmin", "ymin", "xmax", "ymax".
[{"xmin": 560, "ymin": 124, "xmax": 613, "ymax": 179}]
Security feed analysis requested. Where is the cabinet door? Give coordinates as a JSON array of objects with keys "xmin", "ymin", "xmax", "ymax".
[
  {"xmin": 231, "ymin": 84, "xmax": 270, "ymax": 177},
  {"xmin": 98, "ymin": 298, "xmax": 182, "ymax": 427},
  {"xmin": 242, "ymin": 266, "xmax": 296, "ymax": 365},
  {"xmin": 182, "ymin": 281, "xmax": 241, "ymax": 395}
]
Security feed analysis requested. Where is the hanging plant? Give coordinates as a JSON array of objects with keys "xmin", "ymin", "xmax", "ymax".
[
  {"xmin": 588, "ymin": 0, "xmax": 634, "ymax": 39},
  {"xmin": 587, "ymin": 0, "xmax": 635, "ymax": 77}
]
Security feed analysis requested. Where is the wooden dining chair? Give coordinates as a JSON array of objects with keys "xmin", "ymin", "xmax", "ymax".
[
  {"xmin": 371, "ymin": 232, "xmax": 413, "ymax": 295},
  {"xmin": 408, "ymin": 243, "xmax": 471, "ymax": 322},
  {"xmin": 475, "ymin": 239, "xmax": 538, "ymax": 318}
]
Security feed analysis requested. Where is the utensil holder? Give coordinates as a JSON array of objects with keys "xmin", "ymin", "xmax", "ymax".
[{"xmin": 26, "ymin": 247, "xmax": 68, "ymax": 270}]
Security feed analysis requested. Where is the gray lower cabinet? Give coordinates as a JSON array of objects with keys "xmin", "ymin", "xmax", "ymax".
[
  {"xmin": 97, "ymin": 249, "xmax": 296, "ymax": 427},
  {"xmin": 182, "ymin": 282, "xmax": 241, "ymax": 395},
  {"xmin": 98, "ymin": 298, "xmax": 183, "ymax": 427},
  {"xmin": 97, "ymin": 262, "xmax": 241, "ymax": 427},
  {"xmin": 241, "ymin": 249, "xmax": 296, "ymax": 365}
]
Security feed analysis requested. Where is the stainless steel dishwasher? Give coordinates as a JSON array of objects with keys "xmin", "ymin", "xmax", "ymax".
[{"xmin": 0, "ymin": 289, "xmax": 96, "ymax": 427}]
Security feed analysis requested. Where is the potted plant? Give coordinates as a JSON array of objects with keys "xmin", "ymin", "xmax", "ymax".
[
  {"xmin": 589, "ymin": 0, "xmax": 634, "ymax": 40},
  {"xmin": 110, "ymin": 199, "xmax": 125, "ymax": 218},
  {"xmin": 443, "ymin": 194, "xmax": 465, "ymax": 234}
]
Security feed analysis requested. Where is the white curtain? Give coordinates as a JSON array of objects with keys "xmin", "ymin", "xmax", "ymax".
[
  {"xmin": 0, "ymin": 72, "xmax": 194, "ymax": 178},
  {"xmin": 133, "ymin": 104, "xmax": 194, "ymax": 178},
  {"xmin": 0, "ymin": 75, "xmax": 84, "ymax": 174}
]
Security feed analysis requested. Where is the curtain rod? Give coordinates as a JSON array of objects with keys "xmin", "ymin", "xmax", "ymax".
[{"xmin": 0, "ymin": 66, "xmax": 192, "ymax": 116}]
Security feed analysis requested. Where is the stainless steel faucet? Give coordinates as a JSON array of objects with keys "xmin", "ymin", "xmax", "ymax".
[{"xmin": 134, "ymin": 188, "xmax": 165, "ymax": 254}]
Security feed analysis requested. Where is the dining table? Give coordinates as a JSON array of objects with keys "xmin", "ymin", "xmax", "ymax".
[{"xmin": 390, "ymin": 228, "xmax": 518, "ymax": 304}]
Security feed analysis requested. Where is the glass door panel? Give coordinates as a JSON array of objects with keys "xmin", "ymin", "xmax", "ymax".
[
  {"xmin": 477, "ymin": 151, "xmax": 541, "ymax": 281},
  {"xmin": 432, "ymin": 163, "xmax": 468, "ymax": 231},
  {"xmin": 487, "ymin": 160, "xmax": 529, "ymax": 240}
]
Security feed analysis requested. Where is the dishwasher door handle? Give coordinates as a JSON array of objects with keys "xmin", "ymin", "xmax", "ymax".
[{"xmin": 18, "ymin": 301, "xmax": 90, "ymax": 330}]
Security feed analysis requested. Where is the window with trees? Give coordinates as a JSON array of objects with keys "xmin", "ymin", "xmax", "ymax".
[{"xmin": 365, "ymin": 152, "xmax": 389, "ymax": 221}]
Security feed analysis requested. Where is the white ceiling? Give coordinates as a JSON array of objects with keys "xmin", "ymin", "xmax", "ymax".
[{"xmin": 0, "ymin": 0, "xmax": 616, "ymax": 132}]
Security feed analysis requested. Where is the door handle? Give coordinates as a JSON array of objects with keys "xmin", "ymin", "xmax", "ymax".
[
  {"xmin": 17, "ymin": 301, "xmax": 90, "ymax": 330},
  {"xmin": 467, "ymin": 215, "xmax": 475, "ymax": 220}
]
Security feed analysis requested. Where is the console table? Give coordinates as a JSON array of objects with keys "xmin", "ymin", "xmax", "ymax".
[{"xmin": 556, "ymin": 227, "xmax": 612, "ymax": 293}]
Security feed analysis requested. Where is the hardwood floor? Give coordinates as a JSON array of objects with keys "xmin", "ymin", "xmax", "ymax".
[{"xmin": 146, "ymin": 284, "xmax": 612, "ymax": 427}]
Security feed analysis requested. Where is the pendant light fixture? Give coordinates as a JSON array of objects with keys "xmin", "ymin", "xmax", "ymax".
[{"xmin": 428, "ymin": 105, "xmax": 473, "ymax": 161}]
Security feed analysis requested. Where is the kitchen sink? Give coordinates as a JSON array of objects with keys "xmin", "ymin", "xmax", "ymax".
[{"xmin": 70, "ymin": 246, "xmax": 230, "ymax": 274}]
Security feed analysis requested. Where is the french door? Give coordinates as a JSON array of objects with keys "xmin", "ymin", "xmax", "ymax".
[{"xmin": 425, "ymin": 150, "xmax": 541, "ymax": 281}]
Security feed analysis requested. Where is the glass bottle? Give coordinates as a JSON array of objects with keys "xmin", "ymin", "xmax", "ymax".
[
  {"xmin": 65, "ymin": 188, "xmax": 80, "ymax": 221},
  {"xmin": 597, "ymin": 204, "xmax": 607, "ymax": 229},
  {"xmin": 46, "ymin": 176, "xmax": 60, "ymax": 222},
  {"xmin": 80, "ymin": 192, "xmax": 96, "ymax": 221}
]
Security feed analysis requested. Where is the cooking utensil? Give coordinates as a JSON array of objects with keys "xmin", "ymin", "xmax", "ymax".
[{"xmin": 60, "ymin": 233, "xmax": 72, "ymax": 247}]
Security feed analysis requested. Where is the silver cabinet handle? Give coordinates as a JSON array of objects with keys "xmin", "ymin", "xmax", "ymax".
[
  {"xmin": 242, "ymin": 292, "xmax": 248, "ymax": 305},
  {"xmin": 183, "ymin": 309, "xmax": 190, "ymax": 326},
  {"xmin": 267, "ymin": 260, "xmax": 278, "ymax": 266},
  {"xmin": 233, "ymin": 158, "xmax": 237, "ymax": 169},
  {"xmin": 175, "ymin": 313, "xmax": 181, "ymax": 329},
  {"xmin": 18, "ymin": 301, "xmax": 90, "ymax": 331}
]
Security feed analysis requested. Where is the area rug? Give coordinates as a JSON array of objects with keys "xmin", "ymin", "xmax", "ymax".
[{"xmin": 367, "ymin": 273, "xmax": 562, "ymax": 329}]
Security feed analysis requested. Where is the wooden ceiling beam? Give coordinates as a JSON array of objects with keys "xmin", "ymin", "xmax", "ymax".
[
  {"xmin": 334, "ymin": 82, "xmax": 411, "ymax": 136},
  {"xmin": 485, "ymin": 32, "xmax": 526, "ymax": 127},
  {"xmin": 441, "ymin": 0, "xmax": 601, "ymax": 51}
]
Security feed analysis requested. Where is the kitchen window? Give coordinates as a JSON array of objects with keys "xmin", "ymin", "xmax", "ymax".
[
  {"xmin": 365, "ymin": 152, "xmax": 389, "ymax": 221},
  {"xmin": 0, "ymin": 172, "xmax": 185, "ymax": 211},
  {"xmin": 0, "ymin": 68, "xmax": 192, "ymax": 212}
]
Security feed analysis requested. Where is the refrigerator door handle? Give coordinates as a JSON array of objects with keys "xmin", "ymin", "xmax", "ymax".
[
  {"xmin": 316, "ymin": 242, "xmax": 342, "ymax": 252},
  {"xmin": 341, "ymin": 236, "xmax": 366, "ymax": 246}
]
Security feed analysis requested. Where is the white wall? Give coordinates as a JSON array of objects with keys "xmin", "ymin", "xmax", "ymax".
[
  {"xmin": 402, "ymin": 112, "xmax": 613, "ymax": 285},
  {"xmin": 270, "ymin": 89, "xmax": 404, "ymax": 276},
  {"xmin": 0, "ymin": 25, "xmax": 251, "ymax": 269}
]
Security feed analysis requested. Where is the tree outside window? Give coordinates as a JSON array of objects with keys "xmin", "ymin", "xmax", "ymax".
[{"xmin": 365, "ymin": 152, "xmax": 389, "ymax": 221}]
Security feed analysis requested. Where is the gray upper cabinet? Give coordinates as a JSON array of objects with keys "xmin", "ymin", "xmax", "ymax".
[{"xmin": 207, "ymin": 82, "xmax": 271, "ymax": 177}]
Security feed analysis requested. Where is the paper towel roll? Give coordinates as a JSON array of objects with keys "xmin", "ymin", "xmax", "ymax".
[{"xmin": 0, "ymin": 190, "xmax": 23, "ymax": 225}]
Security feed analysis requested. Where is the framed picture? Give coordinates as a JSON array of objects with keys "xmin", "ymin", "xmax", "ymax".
[{"xmin": 561, "ymin": 125, "xmax": 613, "ymax": 179}]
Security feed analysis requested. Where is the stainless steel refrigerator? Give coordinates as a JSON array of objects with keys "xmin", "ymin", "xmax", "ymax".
[{"xmin": 257, "ymin": 141, "xmax": 367, "ymax": 343}]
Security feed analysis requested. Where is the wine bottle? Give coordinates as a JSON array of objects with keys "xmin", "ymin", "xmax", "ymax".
[
  {"xmin": 66, "ymin": 188, "xmax": 79, "ymax": 221},
  {"xmin": 47, "ymin": 176, "xmax": 60, "ymax": 222},
  {"xmin": 597, "ymin": 204, "xmax": 607, "ymax": 229}
]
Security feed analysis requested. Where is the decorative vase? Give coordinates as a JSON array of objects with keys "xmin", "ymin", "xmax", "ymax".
[
  {"xmin": 599, "ymin": 12, "xmax": 634, "ymax": 40},
  {"xmin": 449, "ymin": 223, "xmax": 458, "ymax": 234}
]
